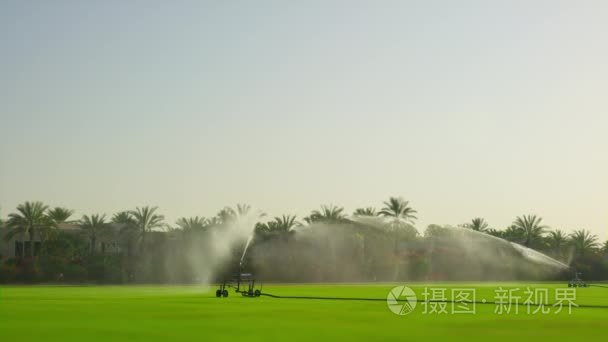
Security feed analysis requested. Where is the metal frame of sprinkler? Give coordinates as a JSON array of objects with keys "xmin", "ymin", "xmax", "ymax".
[
  {"xmin": 216, "ymin": 261, "xmax": 263, "ymax": 298},
  {"xmin": 568, "ymin": 271, "xmax": 588, "ymax": 288}
]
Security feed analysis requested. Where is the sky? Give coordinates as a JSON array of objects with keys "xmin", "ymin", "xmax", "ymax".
[{"xmin": 1, "ymin": 1, "xmax": 606, "ymax": 240}]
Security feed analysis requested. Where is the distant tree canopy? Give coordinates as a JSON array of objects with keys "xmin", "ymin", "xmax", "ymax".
[{"xmin": 0, "ymin": 199, "xmax": 606, "ymax": 284}]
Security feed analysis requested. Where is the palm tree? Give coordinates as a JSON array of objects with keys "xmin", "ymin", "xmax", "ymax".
[
  {"xmin": 175, "ymin": 216, "xmax": 208, "ymax": 232},
  {"xmin": 257, "ymin": 215, "xmax": 300, "ymax": 240},
  {"xmin": 304, "ymin": 205, "xmax": 346, "ymax": 224},
  {"xmin": 486, "ymin": 228, "xmax": 504, "ymax": 238},
  {"xmin": 111, "ymin": 211, "xmax": 137, "ymax": 259},
  {"xmin": 547, "ymin": 229, "xmax": 568, "ymax": 258},
  {"xmin": 129, "ymin": 206, "xmax": 165, "ymax": 253},
  {"xmin": 378, "ymin": 197, "xmax": 418, "ymax": 227},
  {"xmin": 569, "ymin": 229, "xmax": 599, "ymax": 257},
  {"xmin": 112, "ymin": 211, "xmax": 138, "ymax": 236},
  {"xmin": 216, "ymin": 207, "xmax": 237, "ymax": 224},
  {"xmin": 378, "ymin": 197, "xmax": 418, "ymax": 254},
  {"xmin": 205, "ymin": 216, "xmax": 223, "ymax": 227},
  {"xmin": 112, "ymin": 211, "xmax": 134, "ymax": 225},
  {"xmin": 4, "ymin": 201, "xmax": 51, "ymax": 257},
  {"xmin": 80, "ymin": 214, "xmax": 109, "ymax": 254},
  {"xmin": 236, "ymin": 204, "xmax": 251, "ymax": 216},
  {"xmin": 47, "ymin": 207, "xmax": 75, "ymax": 225},
  {"xmin": 501, "ymin": 225, "xmax": 525, "ymax": 242},
  {"xmin": 44, "ymin": 207, "xmax": 75, "ymax": 242},
  {"xmin": 214, "ymin": 204, "xmax": 260, "ymax": 226},
  {"xmin": 353, "ymin": 207, "xmax": 377, "ymax": 216},
  {"xmin": 465, "ymin": 218, "xmax": 489, "ymax": 232},
  {"xmin": 258, "ymin": 213, "xmax": 298, "ymax": 239},
  {"xmin": 513, "ymin": 215, "xmax": 547, "ymax": 247}
]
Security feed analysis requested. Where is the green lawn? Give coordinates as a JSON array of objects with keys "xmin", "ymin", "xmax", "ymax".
[{"xmin": 1, "ymin": 283, "xmax": 607, "ymax": 341}]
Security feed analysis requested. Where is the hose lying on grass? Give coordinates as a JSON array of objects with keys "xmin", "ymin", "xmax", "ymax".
[{"xmin": 259, "ymin": 290, "xmax": 608, "ymax": 309}]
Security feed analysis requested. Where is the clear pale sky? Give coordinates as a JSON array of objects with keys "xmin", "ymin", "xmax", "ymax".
[{"xmin": 1, "ymin": 1, "xmax": 606, "ymax": 239}]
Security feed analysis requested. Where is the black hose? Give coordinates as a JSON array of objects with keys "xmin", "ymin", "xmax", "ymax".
[
  {"xmin": 259, "ymin": 293, "xmax": 608, "ymax": 309},
  {"xmin": 260, "ymin": 293, "xmax": 384, "ymax": 301}
]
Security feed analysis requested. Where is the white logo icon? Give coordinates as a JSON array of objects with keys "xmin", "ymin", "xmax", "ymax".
[{"xmin": 387, "ymin": 286, "xmax": 417, "ymax": 315}]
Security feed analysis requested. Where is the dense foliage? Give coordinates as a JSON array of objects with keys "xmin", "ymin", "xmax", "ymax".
[{"xmin": 1, "ymin": 199, "xmax": 606, "ymax": 283}]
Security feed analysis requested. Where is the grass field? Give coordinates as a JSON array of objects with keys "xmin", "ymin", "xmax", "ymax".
[{"xmin": 1, "ymin": 283, "xmax": 607, "ymax": 341}]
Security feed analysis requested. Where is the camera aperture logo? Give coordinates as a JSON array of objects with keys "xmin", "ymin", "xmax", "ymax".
[{"xmin": 387, "ymin": 286, "xmax": 417, "ymax": 315}]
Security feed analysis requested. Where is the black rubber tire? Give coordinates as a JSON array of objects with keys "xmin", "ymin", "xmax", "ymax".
[
  {"xmin": 248, "ymin": 290, "xmax": 254, "ymax": 297},
  {"xmin": 222, "ymin": 290, "xmax": 229, "ymax": 297},
  {"xmin": 216, "ymin": 289, "xmax": 222, "ymax": 297},
  {"xmin": 254, "ymin": 290, "xmax": 261, "ymax": 297}
]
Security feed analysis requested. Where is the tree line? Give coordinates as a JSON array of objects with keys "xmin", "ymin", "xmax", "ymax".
[{"xmin": 0, "ymin": 198, "xmax": 606, "ymax": 283}]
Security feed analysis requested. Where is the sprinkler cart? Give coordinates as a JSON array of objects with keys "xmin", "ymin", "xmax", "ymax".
[
  {"xmin": 568, "ymin": 272, "xmax": 588, "ymax": 288},
  {"xmin": 216, "ymin": 271, "xmax": 262, "ymax": 298}
]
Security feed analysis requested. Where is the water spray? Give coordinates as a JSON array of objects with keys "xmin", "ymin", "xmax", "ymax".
[
  {"xmin": 213, "ymin": 214, "xmax": 607, "ymax": 301},
  {"xmin": 239, "ymin": 235, "xmax": 254, "ymax": 268},
  {"xmin": 216, "ymin": 233, "xmax": 263, "ymax": 298}
]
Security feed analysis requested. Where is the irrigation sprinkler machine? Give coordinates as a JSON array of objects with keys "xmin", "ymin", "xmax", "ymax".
[
  {"xmin": 568, "ymin": 271, "xmax": 588, "ymax": 288},
  {"xmin": 216, "ymin": 263, "xmax": 263, "ymax": 298},
  {"xmin": 216, "ymin": 237, "xmax": 263, "ymax": 299}
]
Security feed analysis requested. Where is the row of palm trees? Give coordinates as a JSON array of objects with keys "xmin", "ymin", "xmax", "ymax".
[
  {"xmin": 2, "ymin": 202, "xmax": 73, "ymax": 243},
  {"xmin": 1, "ymin": 202, "xmax": 164, "ymax": 257},
  {"xmin": 462, "ymin": 215, "xmax": 604, "ymax": 258},
  {"xmin": 2, "ymin": 198, "xmax": 606, "ymax": 260},
  {"xmin": 301, "ymin": 198, "xmax": 418, "ymax": 224}
]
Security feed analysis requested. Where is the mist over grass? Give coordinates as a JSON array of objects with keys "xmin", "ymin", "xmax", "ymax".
[
  {"xmin": 153, "ymin": 214, "xmax": 572, "ymax": 284},
  {"xmin": 245, "ymin": 219, "xmax": 569, "ymax": 283}
]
